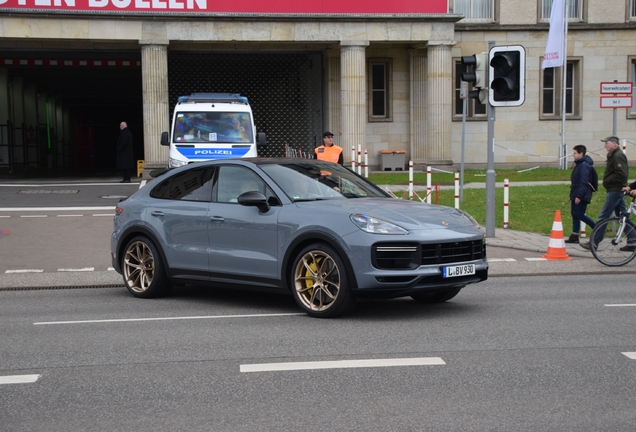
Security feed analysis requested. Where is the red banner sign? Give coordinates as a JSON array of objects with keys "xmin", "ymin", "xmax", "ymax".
[{"xmin": 0, "ymin": 0, "xmax": 448, "ymax": 14}]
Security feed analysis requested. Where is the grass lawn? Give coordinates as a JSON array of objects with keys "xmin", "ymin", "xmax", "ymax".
[
  {"xmin": 369, "ymin": 167, "xmax": 636, "ymax": 235},
  {"xmin": 368, "ymin": 166, "xmax": 636, "ymax": 186}
]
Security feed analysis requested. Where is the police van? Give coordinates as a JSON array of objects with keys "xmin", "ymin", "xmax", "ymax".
[{"xmin": 160, "ymin": 93, "xmax": 267, "ymax": 168}]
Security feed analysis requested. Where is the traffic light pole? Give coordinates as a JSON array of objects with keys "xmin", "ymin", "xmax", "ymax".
[{"xmin": 486, "ymin": 40, "xmax": 496, "ymax": 238}]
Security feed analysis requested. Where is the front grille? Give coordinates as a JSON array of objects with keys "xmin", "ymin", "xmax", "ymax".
[
  {"xmin": 422, "ymin": 240, "xmax": 485, "ymax": 265},
  {"xmin": 373, "ymin": 239, "xmax": 485, "ymax": 270}
]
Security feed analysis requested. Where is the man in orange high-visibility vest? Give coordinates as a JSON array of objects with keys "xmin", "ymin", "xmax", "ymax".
[{"xmin": 315, "ymin": 131, "xmax": 343, "ymax": 165}]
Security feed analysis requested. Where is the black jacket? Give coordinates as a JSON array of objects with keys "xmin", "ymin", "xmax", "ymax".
[
  {"xmin": 602, "ymin": 147, "xmax": 628, "ymax": 192},
  {"xmin": 570, "ymin": 154, "xmax": 594, "ymax": 203},
  {"xmin": 116, "ymin": 127, "xmax": 135, "ymax": 170}
]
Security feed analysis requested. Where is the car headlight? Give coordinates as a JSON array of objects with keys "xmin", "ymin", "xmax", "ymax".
[
  {"xmin": 169, "ymin": 158, "xmax": 188, "ymax": 168},
  {"xmin": 350, "ymin": 214, "xmax": 409, "ymax": 235}
]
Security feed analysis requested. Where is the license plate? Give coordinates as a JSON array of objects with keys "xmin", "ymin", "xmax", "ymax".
[{"xmin": 442, "ymin": 264, "xmax": 475, "ymax": 278}]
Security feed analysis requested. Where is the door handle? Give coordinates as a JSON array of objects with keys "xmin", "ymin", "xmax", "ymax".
[
  {"xmin": 151, "ymin": 211, "xmax": 165, "ymax": 217},
  {"xmin": 210, "ymin": 216, "xmax": 225, "ymax": 222}
]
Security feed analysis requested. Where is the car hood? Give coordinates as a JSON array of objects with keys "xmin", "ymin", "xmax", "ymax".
[{"xmin": 296, "ymin": 198, "xmax": 481, "ymax": 231}]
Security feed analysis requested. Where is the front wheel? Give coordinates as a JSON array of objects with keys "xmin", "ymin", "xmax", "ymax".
[
  {"xmin": 121, "ymin": 236, "xmax": 172, "ymax": 298},
  {"xmin": 291, "ymin": 243, "xmax": 356, "ymax": 318},
  {"xmin": 590, "ymin": 218, "xmax": 636, "ymax": 266}
]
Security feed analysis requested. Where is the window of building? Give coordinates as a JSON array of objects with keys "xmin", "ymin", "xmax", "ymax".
[
  {"xmin": 539, "ymin": 0, "xmax": 583, "ymax": 21},
  {"xmin": 629, "ymin": 56, "xmax": 636, "ymax": 118},
  {"xmin": 540, "ymin": 58, "xmax": 582, "ymax": 119},
  {"xmin": 453, "ymin": 59, "xmax": 487, "ymax": 121},
  {"xmin": 630, "ymin": 0, "xmax": 636, "ymax": 20},
  {"xmin": 368, "ymin": 59, "xmax": 392, "ymax": 122},
  {"xmin": 455, "ymin": 0, "xmax": 494, "ymax": 20}
]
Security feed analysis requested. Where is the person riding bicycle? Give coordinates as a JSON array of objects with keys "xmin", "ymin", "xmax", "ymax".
[{"xmin": 581, "ymin": 136, "xmax": 636, "ymax": 251}]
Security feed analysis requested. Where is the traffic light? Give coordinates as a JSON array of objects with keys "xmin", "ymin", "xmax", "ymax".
[
  {"xmin": 489, "ymin": 45, "xmax": 526, "ymax": 107},
  {"xmin": 460, "ymin": 52, "xmax": 488, "ymax": 105}
]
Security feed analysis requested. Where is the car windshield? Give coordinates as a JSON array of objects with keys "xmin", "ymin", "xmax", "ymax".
[
  {"xmin": 261, "ymin": 161, "xmax": 390, "ymax": 201},
  {"xmin": 173, "ymin": 111, "xmax": 253, "ymax": 144}
]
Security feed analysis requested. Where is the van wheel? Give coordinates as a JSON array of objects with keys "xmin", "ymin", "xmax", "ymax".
[{"xmin": 291, "ymin": 244, "xmax": 356, "ymax": 318}]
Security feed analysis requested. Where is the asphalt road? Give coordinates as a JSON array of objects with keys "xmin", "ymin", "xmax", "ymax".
[{"xmin": 1, "ymin": 275, "xmax": 635, "ymax": 431}]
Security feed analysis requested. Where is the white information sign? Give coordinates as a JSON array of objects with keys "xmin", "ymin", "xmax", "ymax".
[
  {"xmin": 600, "ymin": 96, "xmax": 633, "ymax": 109},
  {"xmin": 600, "ymin": 82, "xmax": 632, "ymax": 94}
]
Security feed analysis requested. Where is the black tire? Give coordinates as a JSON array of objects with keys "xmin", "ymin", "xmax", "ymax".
[
  {"xmin": 290, "ymin": 243, "xmax": 356, "ymax": 318},
  {"xmin": 121, "ymin": 236, "xmax": 172, "ymax": 298},
  {"xmin": 411, "ymin": 286, "xmax": 463, "ymax": 303},
  {"xmin": 590, "ymin": 218, "xmax": 636, "ymax": 267}
]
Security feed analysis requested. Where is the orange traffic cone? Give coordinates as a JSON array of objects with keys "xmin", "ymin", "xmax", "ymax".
[{"xmin": 542, "ymin": 210, "xmax": 572, "ymax": 260}]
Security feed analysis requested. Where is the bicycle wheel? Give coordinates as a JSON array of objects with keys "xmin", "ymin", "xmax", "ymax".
[{"xmin": 590, "ymin": 217, "xmax": 636, "ymax": 266}]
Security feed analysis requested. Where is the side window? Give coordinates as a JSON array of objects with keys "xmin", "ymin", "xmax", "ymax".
[
  {"xmin": 455, "ymin": 0, "xmax": 494, "ymax": 21},
  {"xmin": 368, "ymin": 59, "xmax": 392, "ymax": 122},
  {"xmin": 629, "ymin": 56, "xmax": 636, "ymax": 119},
  {"xmin": 540, "ymin": 58, "xmax": 582, "ymax": 119},
  {"xmin": 216, "ymin": 166, "xmax": 276, "ymax": 204},
  {"xmin": 150, "ymin": 168, "xmax": 215, "ymax": 202},
  {"xmin": 539, "ymin": 0, "xmax": 583, "ymax": 22},
  {"xmin": 453, "ymin": 58, "xmax": 486, "ymax": 121}
]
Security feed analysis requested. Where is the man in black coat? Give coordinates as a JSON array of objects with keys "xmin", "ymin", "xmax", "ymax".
[{"xmin": 116, "ymin": 122, "xmax": 135, "ymax": 183}]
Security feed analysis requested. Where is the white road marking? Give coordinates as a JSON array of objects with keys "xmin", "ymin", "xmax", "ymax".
[
  {"xmin": 488, "ymin": 258, "xmax": 516, "ymax": 262},
  {"xmin": 5, "ymin": 269, "xmax": 44, "ymax": 274},
  {"xmin": 0, "ymin": 374, "xmax": 41, "ymax": 385},
  {"xmin": 21, "ymin": 215, "xmax": 47, "ymax": 218},
  {"xmin": 107, "ymin": 267, "xmax": 115, "ymax": 271},
  {"xmin": 56, "ymin": 214, "xmax": 83, "ymax": 217},
  {"xmin": 240, "ymin": 357, "xmax": 446, "ymax": 373},
  {"xmin": 139, "ymin": 180, "xmax": 147, "ymax": 188},
  {"xmin": 34, "ymin": 313, "xmax": 305, "ymax": 325},
  {"xmin": 0, "ymin": 215, "xmax": 10, "ymax": 218},
  {"xmin": 605, "ymin": 304, "xmax": 636, "ymax": 307},
  {"xmin": 0, "ymin": 206, "xmax": 114, "ymax": 212},
  {"xmin": 525, "ymin": 257, "xmax": 548, "ymax": 261},
  {"xmin": 57, "ymin": 267, "xmax": 95, "ymax": 272},
  {"xmin": 622, "ymin": 352, "xmax": 636, "ymax": 359}
]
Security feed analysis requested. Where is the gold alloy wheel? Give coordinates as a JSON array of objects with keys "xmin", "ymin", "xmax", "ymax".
[
  {"xmin": 123, "ymin": 240, "xmax": 156, "ymax": 293},
  {"xmin": 294, "ymin": 250, "xmax": 341, "ymax": 312}
]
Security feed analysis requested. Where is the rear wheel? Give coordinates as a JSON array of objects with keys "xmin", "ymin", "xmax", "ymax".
[
  {"xmin": 121, "ymin": 236, "xmax": 172, "ymax": 298},
  {"xmin": 291, "ymin": 243, "xmax": 356, "ymax": 318},
  {"xmin": 591, "ymin": 218, "xmax": 636, "ymax": 267},
  {"xmin": 411, "ymin": 286, "xmax": 463, "ymax": 303}
]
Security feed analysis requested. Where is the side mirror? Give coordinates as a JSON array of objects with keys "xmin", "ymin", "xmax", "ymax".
[
  {"xmin": 256, "ymin": 132, "xmax": 267, "ymax": 147},
  {"xmin": 237, "ymin": 191, "xmax": 270, "ymax": 213},
  {"xmin": 160, "ymin": 132, "xmax": 169, "ymax": 146}
]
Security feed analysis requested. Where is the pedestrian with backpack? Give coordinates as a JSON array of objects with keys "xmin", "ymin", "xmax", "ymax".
[
  {"xmin": 565, "ymin": 145, "xmax": 596, "ymax": 243},
  {"xmin": 581, "ymin": 136, "xmax": 636, "ymax": 250}
]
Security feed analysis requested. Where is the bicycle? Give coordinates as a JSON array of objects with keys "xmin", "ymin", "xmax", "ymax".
[{"xmin": 590, "ymin": 192, "xmax": 636, "ymax": 266}]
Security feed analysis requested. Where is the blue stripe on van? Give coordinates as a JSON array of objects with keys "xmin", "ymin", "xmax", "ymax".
[{"xmin": 176, "ymin": 147, "xmax": 251, "ymax": 159}]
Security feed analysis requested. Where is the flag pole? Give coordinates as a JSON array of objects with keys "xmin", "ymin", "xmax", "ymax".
[{"xmin": 560, "ymin": 2, "xmax": 569, "ymax": 170}]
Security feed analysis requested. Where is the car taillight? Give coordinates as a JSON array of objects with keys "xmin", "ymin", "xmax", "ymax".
[{"xmin": 115, "ymin": 207, "xmax": 124, "ymax": 215}]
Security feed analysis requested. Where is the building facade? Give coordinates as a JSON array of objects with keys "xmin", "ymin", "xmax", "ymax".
[{"xmin": 0, "ymin": 0, "xmax": 635, "ymax": 175}]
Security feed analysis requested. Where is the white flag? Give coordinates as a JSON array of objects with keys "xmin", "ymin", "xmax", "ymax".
[{"xmin": 542, "ymin": 0, "xmax": 565, "ymax": 69}]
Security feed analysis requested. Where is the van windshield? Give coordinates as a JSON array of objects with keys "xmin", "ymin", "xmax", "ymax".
[{"xmin": 173, "ymin": 112, "xmax": 253, "ymax": 144}]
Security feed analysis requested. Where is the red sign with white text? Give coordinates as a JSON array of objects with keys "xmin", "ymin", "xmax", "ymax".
[{"xmin": 0, "ymin": 0, "xmax": 448, "ymax": 14}]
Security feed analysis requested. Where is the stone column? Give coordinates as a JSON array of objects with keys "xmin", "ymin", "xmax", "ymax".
[
  {"xmin": 324, "ymin": 49, "xmax": 341, "ymax": 157},
  {"xmin": 424, "ymin": 41, "xmax": 454, "ymax": 164},
  {"xmin": 410, "ymin": 49, "xmax": 427, "ymax": 163},
  {"xmin": 340, "ymin": 41, "xmax": 368, "ymax": 166},
  {"xmin": 140, "ymin": 42, "xmax": 169, "ymax": 176}
]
